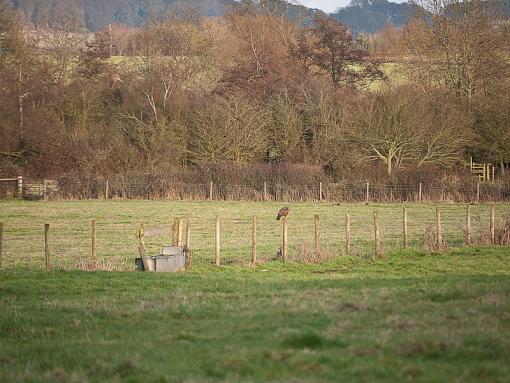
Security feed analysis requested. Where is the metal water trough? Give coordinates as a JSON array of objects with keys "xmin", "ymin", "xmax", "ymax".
[{"xmin": 135, "ymin": 245, "xmax": 186, "ymax": 272}]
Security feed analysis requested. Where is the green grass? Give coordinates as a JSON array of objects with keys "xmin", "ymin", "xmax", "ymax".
[
  {"xmin": 0, "ymin": 200, "xmax": 509, "ymax": 270},
  {"xmin": 1, "ymin": 249, "xmax": 510, "ymax": 382},
  {"xmin": 1, "ymin": 201, "xmax": 510, "ymax": 381}
]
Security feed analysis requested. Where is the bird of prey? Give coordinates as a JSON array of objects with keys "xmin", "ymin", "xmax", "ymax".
[
  {"xmin": 276, "ymin": 207, "xmax": 289, "ymax": 220},
  {"xmin": 110, "ymin": 72, "xmax": 123, "ymax": 88}
]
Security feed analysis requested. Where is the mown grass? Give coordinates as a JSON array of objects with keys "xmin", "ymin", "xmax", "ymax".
[
  {"xmin": 0, "ymin": 200, "xmax": 509, "ymax": 270},
  {"xmin": 1, "ymin": 248, "xmax": 510, "ymax": 382}
]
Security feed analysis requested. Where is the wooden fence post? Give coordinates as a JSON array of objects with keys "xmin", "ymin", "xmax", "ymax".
[
  {"xmin": 43, "ymin": 179, "xmax": 48, "ymax": 200},
  {"xmin": 418, "ymin": 182, "xmax": 422, "ymax": 203},
  {"xmin": 282, "ymin": 219, "xmax": 288, "ymax": 262},
  {"xmin": 476, "ymin": 182, "xmax": 480, "ymax": 204},
  {"xmin": 436, "ymin": 207, "xmax": 443, "ymax": 249},
  {"xmin": 44, "ymin": 224, "xmax": 51, "ymax": 271},
  {"xmin": 366, "ymin": 182, "xmax": 370, "ymax": 204},
  {"xmin": 263, "ymin": 181, "xmax": 268, "ymax": 201},
  {"xmin": 172, "ymin": 219, "xmax": 178, "ymax": 245},
  {"xmin": 177, "ymin": 218, "xmax": 183, "ymax": 247},
  {"xmin": 138, "ymin": 224, "xmax": 150, "ymax": 272},
  {"xmin": 403, "ymin": 208, "xmax": 408, "ymax": 250},
  {"xmin": 0, "ymin": 223, "xmax": 3, "ymax": 270},
  {"xmin": 315, "ymin": 214, "xmax": 320, "ymax": 257},
  {"xmin": 466, "ymin": 205, "xmax": 471, "ymax": 246},
  {"xmin": 374, "ymin": 212, "xmax": 382, "ymax": 258},
  {"xmin": 185, "ymin": 221, "xmax": 192, "ymax": 270},
  {"xmin": 215, "ymin": 217, "xmax": 220, "ymax": 266},
  {"xmin": 490, "ymin": 206, "xmax": 495, "ymax": 244},
  {"xmin": 319, "ymin": 182, "xmax": 323, "ymax": 202},
  {"xmin": 251, "ymin": 216, "xmax": 257, "ymax": 265},
  {"xmin": 17, "ymin": 176, "xmax": 23, "ymax": 198},
  {"xmin": 105, "ymin": 179, "xmax": 109, "ymax": 200},
  {"xmin": 209, "ymin": 180, "xmax": 213, "ymax": 200},
  {"xmin": 345, "ymin": 214, "xmax": 351, "ymax": 256},
  {"xmin": 91, "ymin": 220, "xmax": 97, "ymax": 268}
]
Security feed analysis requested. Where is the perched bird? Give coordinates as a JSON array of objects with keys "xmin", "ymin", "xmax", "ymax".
[
  {"xmin": 110, "ymin": 72, "xmax": 123, "ymax": 88},
  {"xmin": 276, "ymin": 207, "xmax": 290, "ymax": 220}
]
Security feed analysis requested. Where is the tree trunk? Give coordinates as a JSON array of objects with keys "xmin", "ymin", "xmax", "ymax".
[{"xmin": 18, "ymin": 94, "xmax": 24, "ymax": 142}]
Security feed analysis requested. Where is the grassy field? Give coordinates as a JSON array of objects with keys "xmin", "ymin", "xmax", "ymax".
[
  {"xmin": 0, "ymin": 200, "xmax": 509, "ymax": 270},
  {"xmin": 1, "ymin": 201, "xmax": 510, "ymax": 381},
  {"xmin": 1, "ymin": 249, "xmax": 510, "ymax": 382}
]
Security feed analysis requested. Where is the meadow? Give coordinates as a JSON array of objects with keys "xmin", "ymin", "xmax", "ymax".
[
  {"xmin": 1, "ymin": 200, "xmax": 510, "ymax": 381},
  {"xmin": 0, "ymin": 200, "xmax": 509, "ymax": 270},
  {"xmin": 1, "ymin": 249, "xmax": 510, "ymax": 382}
]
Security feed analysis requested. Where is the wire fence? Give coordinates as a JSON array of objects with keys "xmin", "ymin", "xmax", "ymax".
[
  {"xmin": 55, "ymin": 180, "xmax": 510, "ymax": 203},
  {"xmin": 1, "ymin": 203, "xmax": 509, "ymax": 272},
  {"xmin": 0, "ymin": 178, "xmax": 18, "ymax": 198},
  {"xmin": 1, "ymin": 176, "xmax": 510, "ymax": 202}
]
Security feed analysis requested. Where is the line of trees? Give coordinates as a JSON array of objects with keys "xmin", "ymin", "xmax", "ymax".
[{"xmin": 0, "ymin": 0, "xmax": 509, "ymax": 184}]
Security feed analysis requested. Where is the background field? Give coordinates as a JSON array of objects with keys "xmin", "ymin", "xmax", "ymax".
[{"xmin": 1, "ymin": 200, "xmax": 509, "ymax": 270}]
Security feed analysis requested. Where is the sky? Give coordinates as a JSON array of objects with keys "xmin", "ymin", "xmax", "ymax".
[
  {"xmin": 298, "ymin": 0, "xmax": 350, "ymax": 13},
  {"xmin": 297, "ymin": 0, "xmax": 406, "ymax": 13}
]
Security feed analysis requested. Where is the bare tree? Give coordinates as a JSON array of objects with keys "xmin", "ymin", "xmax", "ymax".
[
  {"xmin": 37, "ymin": 26, "xmax": 83, "ymax": 84},
  {"xmin": 401, "ymin": 0, "xmax": 507, "ymax": 103},
  {"xmin": 293, "ymin": 17, "xmax": 385, "ymax": 88},
  {"xmin": 267, "ymin": 92, "xmax": 304, "ymax": 161},
  {"xmin": 188, "ymin": 95, "xmax": 269, "ymax": 164},
  {"xmin": 472, "ymin": 84, "xmax": 510, "ymax": 174},
  {"xmin": 220, "ymin": 8, "xmax": 302, "ymax": 97},
  {"xmin": 348, "ymin": 87, "xmax": 469, "ymax": 175},
  {"xmin": 300, "ymin": 82, "xmax": 351, "ymax": 165},
  {"xmin": 0, "ymin": 6, "xmax": 59, "ymax": 165}
]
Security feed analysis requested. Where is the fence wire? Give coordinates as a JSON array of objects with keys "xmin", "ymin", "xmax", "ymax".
[{"xmin": 2, "ymin": 178, "xmax": 510, "ymax": 202}]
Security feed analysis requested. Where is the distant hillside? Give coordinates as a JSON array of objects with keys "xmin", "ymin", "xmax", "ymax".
[
  {"xmin": 8, "ymin": 0, "xmax": 323, "ymax": 31},
  {"xmin": 331, "ymin": 0, "xmax": 510, "ymax": 35},
  {"xmin": 12, "ymin": 0, "xmax": 507, "ymax": 35},
  {"xmin": 330, "ymin": 0, "xmax": 417, "ymax": 35},
  {"xmin": 8, "ymin": 0, "xmax": 236, "ymax": 30}
]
